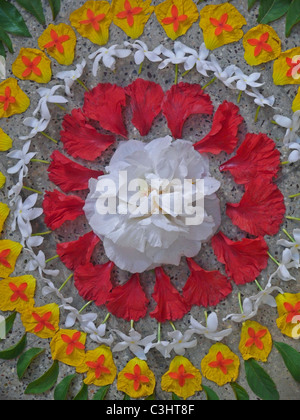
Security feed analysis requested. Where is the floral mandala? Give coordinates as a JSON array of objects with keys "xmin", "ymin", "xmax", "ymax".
[{"xmin": 0, "ymin": 0, "xmax": 300, "ymax": 402}]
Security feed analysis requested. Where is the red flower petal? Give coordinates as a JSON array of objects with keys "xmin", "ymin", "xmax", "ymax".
[
  {"xmin": 194, "ymin": 101, "xmax": 244, "ymax": 154},
  {"xmin": 125, "ymin": 78, "xmax": 164, "ymax": 136},
  {"xmin": 74, "ymin": 261, "xmax": 114, "ymax": 306},
  {"xmin": 43, "ymin": 190, "xmax": 85, "ymax": 230},
  {"xmin": 150, "ymin": 267, "xmax": 189, "ymax": 323},
  {"xmin": 60, "ymin": 109, "xmax": 115, "ymax": 161},
  {"xmin": 56, "ymin": 231, "xmax": 100, "ymax": 271},
  {"xmin": 226, "ymin": 179, "xmax": 286, "ymax": 237},
  {"xmin": 106, "ymin": 273, "xmax": 149, "ymax": 322},
  {"xmin": 219, "ymin": 133, "xmax": 281, "ymax": 184},
  {"xmin": 183, "ymin": 258, "xmax": 232, "ymax": 308},
  {"xmin": 48, "ymin": 151, "xmax": 103, "ymax": 193},
  {"xmin": 211, "ymin": 232, "xmax": 269, "ymax": 285},
  {"xmin": 162, "ymin": 82, "xmax": 213, "ymax": 139},
  {"xmin": 83, "ymin": 83, "xmax": 128, "ymax": 138}
]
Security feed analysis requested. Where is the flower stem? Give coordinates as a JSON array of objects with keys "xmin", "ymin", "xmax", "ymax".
[
  {"xmin": 101, "ymin": 313, "xmax": 111, "ymax": 325},
  {"xmin": 254, "ymin": 106, "xmax": 261, "ymax": 123},
  {"xmin": 237, "ymin": 90, "xmax": 243, "ymax": 104},
  {"xmin": 255, "ymin": 280, "xmax": 264, "ymax": 292},
  {"xmin": 202, "ymin": 77, "xmax": 217, "ymax": 90},
  {"xmin": 268, "ymin": 251, "xmax": 280, "ymax": 267},
  {"xmin": 182, "ymin": 69, "xmax": 191, "ymax": 77},
  {"xmin": 45, "ymin": 254, "xmax": 59, "ymax": 264},
  {"xmin": 289, "ymin": 192, "xmax": 300, "ymax": 198},
  {"xmin": 286, "ymin": 216, "xmax": 300, "ymax": 221},
  {"xmin": 22, "ymin": 185, "xmax": 43, "ymax": 195},
  {"xmin": 204, "ymin": 311, "xmax": 208, "ymax": 324},
  {"xmin": 41, "ymin": 131, "xmax": 58, "ymax": 144},
  {"xmin": 55, "ymin": 103, "xmax": 67, "ymax": 111},
  {"xmin": 138, "ymin": 63, "xmax": 143, "ymax": 75},
  {"xmin": 157, "ymin": 322, "xmax": 161, "ymax": 342},
  {"xmin": 31, "ymin": 231, "xmax": 52, "ymax": 237},
  {"xmin": 78, "ymin": 301, "xmax": 93, "ymax": 314},
  {"xmin": 31, "ymin": 158, "xmax": 50, "ymax": 164},
  {"xmin": 170, "ymin": 321, "xmax": 176, "ymax": 331},
  {"xmin": 58, "ymin": 273, "xmax": 73, "ymax": 292},
  {"xmin": 174, "ymin": 64, "xmax": 179, "ymax": 85},
  {"xmin": 282, "ymin": 228, "xmax": 295, "ymax": 242},
  {"xmin": 281, "ymin": 161, "xmax": 290, "ymax": 165},
  {"xmin": 77, "ymin": 79, "xmax": 90, "ymax": 92},
  {"xmin": 130, "ymin": 320, "xmax": 134, "ymax": 330},
  {"xmin": 238, "ymin": 292, "xmax": 244, "ymax": 314}
]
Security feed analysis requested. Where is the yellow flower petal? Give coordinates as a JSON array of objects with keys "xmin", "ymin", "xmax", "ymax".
[
  {"xmin": 273, "ymin": 47, "xmax": 300, "ymax": 86},
  {"xmin": 292, "ymin": 88, "xmax": 300, "ymax": 112},
  {"xmin": 38, "ymin": 23, "xmax": 77, "ymax": 66},
  {"xmin": 12, "ymin": 48, "xmax": 52, "ymax": 84},
  {"xmin": 70, "ymin": 0, "xmax": 113, "ymax": 46},
  {"xmin": 117, "ymin": 357, "xmax": 156, "ymax": 399},
  {"xmin": 276, "ymin": 293, "xmax": 300, "ymax": 338},
  {"xmin": 0, "ymin": 275, "xmax": 36, "ymax": 313},
  {"xmin": 50, "ymin": 329, "xmax": 86, "ymax": 367},
  {"xmin": 200, "ymin": 3, "xmax": 247, "ymax": 51},
  {"xmin": 161, "ymin": 356, "xmax": 202, "ymax": 400},
  {"xmin": 0, "ymin": 239, "xmax": 22, "ymax": 278},
  {"xmin": 155, "ymin": 0, "xmax": 199, "ymax": 41},
  {"xmin": 76, "ymin": 345, "xmax": 117, "ymax": 387},
  {"xmin": 239, "ymin": 320, "xmax": 272, "ymax": 362},
  {"xmin": 0, "ymin": 202, "xmax": 9, "ymax": 233},
  {"xmin": 0, "ymin": 128, "xmax": 12, "ymax": 150},
  {"xmin": 0, "ymin": 172, "xmax": 6, "ymax": 188},
  {"xmin": 243, "ymin": 24, "xmax": 281, "ymax": 66},
  {"xmin": 201, "ymin": 343, "xmax": 240, "ymax": 387},
  {"xmin": 20, "ymin": 303, "xmax": 60, "ymax": 339},
  {"xmin": 0, "ymin": 78, "xmax": 30, "ymax": 118},
  {"xmin": 112, "ymin": 0, "xmax": 154, "ymax": 39}
]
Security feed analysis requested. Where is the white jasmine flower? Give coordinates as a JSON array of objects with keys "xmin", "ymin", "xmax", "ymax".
[
  {"xmin": 223, "ymin": 298, "xmax": 257, "ymax": 323},
  {"xmin": 64, "ymin": 307, "xmax": 97, "ymax": 330},
  {"xmin": 11, "ymin": 194, "xmax": 43, "ymax": 240},
  {"xmin": 25, "ymin": 249, "xmax": 60, "ymax": 278},
  {"xmin": 249, "ymin": 285, "xmax": 284, "ymax": 309},
  {"xmin": 42, "ymin": 280, "xmax": 73, "ymax": 306},
  {"xmin": 25, "ymin": 235, "xmax": 44, "ymax": 250},
  {"xmin": 33, "ymin": 85, "xmax": 68, "ymax": 120},
  {"xmin": 8, "ymin": 169, "xmax": 24, "ymax": 204},
  {"xmin": 246, "ymin": 88, "xmax": 275, "ymax": 108},
  {"xmin": 273, "ymin": 111, "xmax": 300, "ymax": 144},
  {"xmin": 56, "ymin": 59, "xmax": 87, "ymax": 96},
  {"xmin": 82, "ymin": 322, "xmax": 114, "ymax": 346},
  {"xmin": 189, "ymin": 313, "xmax": 232, "ymax": 341},
  {"xmin": 234, "ymin": 68, "xmax": 264, "ymax": 91},
  {"xmin": 184, "ymin": 43, "xmax": 214, "ymax": 77},
  {"xmin": 7, "ymin": 141, "xmax": 36, "ymax": 177},
  {"xmin": 267, "ymin": 249, "xmax": 298, "ymax": 286},
  {"xmin": 209, "ymin": 56, "xmax": 239, "ymax": 88},
  {"xmin": 166, "ymin": 330, "xmax": 197, "ymax": 356},
  {"xmin": 288, "ymin": 143, "xmax": 300, "ymax": 163},
  {"xmin": 144, "ymin": 339, "xmax": 171, "ymax": 358},
  {"xmin": 277, "ymin": 229, "xmax": 300, "ymax": 265},
  {"xmin": 89, "ymin": 45, "xmax": 131, "ymax": 76},
  {"xmin": 124, "ymin": 40, "xmax": 162, "ymax": 65},
  {"xmin": 112, "ymin": 329, "xmax": 156, "ymax": 360},
  {"xmin": 19, "ymin": 117, "xmax": 50, "ymax": 141},
  {"xmin": 158, "ymin": 42, "xmax": 195, "ymax": 69}
]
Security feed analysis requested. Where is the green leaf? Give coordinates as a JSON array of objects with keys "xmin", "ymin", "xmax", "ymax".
[
  {"xmin": 0, "ymin": 334, "xmax": 27, "ymax": 360},
  {"xmin": 17, "ymin": 347, "xmax": 45, "ymax": 379},
  {"xmin": 286, "ymin": 0, "xmax": 300, "ymax": 36},
  {"xmin": 245, "ymin": 359, "xmax": 280, "ymax": 400},
  {"xmin": 123, "ymin": 393, "xmax": 131, "ymax": 400},
  {"xmin": 54, "ymin": 374, "xmax": 77, "ymax": 401},
  {"xmin": 92, "ymin": 385, "xmax": 110, "ymax": 401},
  {"xmin": 230, "ymin": 382, "xmax": 250, "ymax": 401},
  {"xmin": 48, "ymin": 0, "xmax": 61, "ymax": 20},
  {"xmin": 145, "ymin": 393, "xmax": 156, "ymax": 400},
  {"xmin": 248, "ymin": 0, "xmax": 258, "ymax": 10},
  {"xmin": 0, "ymin": 27, "xmax": 13, "ymax": 53},
  {"xmin": 202, "ymin": 385, "xmax": 220, "ymax": 401},
  {"xmin": 0, "ymin": 40, "xmax": 6, "ymax": 58},
  {"xmin": 14, "ymin": 0, "xmax": 46, "ymax": 25},
  {"xmin": 274, "ymin": 341, "xmax": 300, "ymax": 383},
  {"xmin": 25, "ymin": 360, "xmax": 59, "ymax": 395},
  {"xmin": 172, "ymin": 393, "xmax": 181, "ymax": 400},
  {"xmin": 73, "ymin": 383, "xmax": 89, "ymax": 400},
  {"xmin": 0, "ymin": 0, "xmax": 31, "ymax": 37},
  {"xmin": 258, "ymin": 0, "xmax": 292, "ymax": 23}
]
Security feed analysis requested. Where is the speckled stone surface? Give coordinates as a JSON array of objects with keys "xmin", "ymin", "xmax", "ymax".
[{"xmin": 0, "ymin": 0, "xmax": 300, "ymax": 401}]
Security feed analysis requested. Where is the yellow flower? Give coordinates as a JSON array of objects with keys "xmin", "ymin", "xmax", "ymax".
[
  {"xmin": 155, "ymin": 0, "xmax": 199, "ymax": 41},
  {"xmin": 38, "ymin": 24, "xmax": 77, "ymax": 66},
  {"xmin": 70, "ymin": 0, "xmax": 113, "ymax": 46},
  {"xmin": 0, "ymin": 78, "xmax": 30, "ymax": 118},
  {"xmin": 117, "ymin": 358, "xmax": 156, "ymax": 399},
  {"xmin": 21, "ymin": 303, "xmax": 60, "ymax": 339},
  {"xmin": 76, "ymin": 345, "xmax": 117, "ymax": 387},
  {"xmin": 12, "ymin": 48, "xmax": 52, "ymax": 84},
  {"xmin": 243, "ymin": 24, "xmax": 281, "ymax": 66},
  {"xmin": 239, "ymin": 320, "xmax": 272, "ymax": 362},
  {"xmin": 0, "ymin": 172, "xmax": 6, "ymax": 189},
  {"xmin": 200, "ymin": 3, "xmax": 247, "ymax": 51},
  {"xmin": 112, "ymin": 0, "xmax": 154, "ymax": 39},
  {"xmin": 0, "ymin": 202, "xmax": 9, "ymax": 233},
  {"xmin": 0, "ymin": 239, "xmax": 22, "ymax": 278},
  {"xmin": 292, "ymin": 88, "xmax": 300, "ymax": 112},
  {"xmin": 50, "ymin": 329, "xmax": 86, "ymax": 367},
  {"xmin": 201, "ymin": 343, "xmax": 240, "ymax": 387},
  {"xmin": 0, "ymin": 275, "xmax": 36, "ymax": 313},
  {"xmin": 161, "ymin": 356, "xmax": 202, "ymax": 400},
  {"xmin": 273, "ymin": 47, "xmax": 300, "ymax": 86},
  {"xmin": 276, "ymin": 293, "xmax": 300, "ymax": 338}
]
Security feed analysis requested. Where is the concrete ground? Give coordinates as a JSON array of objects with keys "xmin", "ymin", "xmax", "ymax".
[{"xmin": 0, "ymin": 0, "xmax": 300, "ymax": 400}]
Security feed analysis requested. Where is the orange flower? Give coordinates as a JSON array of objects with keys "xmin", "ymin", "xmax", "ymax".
[
  {"xmin": 70, "ymin": 0, "xmax": 113, "ymax": 46},
  {"xmin": 38, "ymin": 24, "xmax": 77, "ymax": 66},
  {"xmin": 276, "ymin": 293, "xmax": 300, "ymax": 338},
  {"xmin": 117, "ymin": 358, "xmax": 155, "ymax": 399},
  {"xmin": 155, "ymin": 0, "xmax": 199, "ymax": 41},
  {"xmin": 239, "ymin": 320, "xmax": 272, "ymax": 362},
  {"xmin": 21, "ymin": 303, "xmax": 60, "ymax": 339},
  {"xmin": 273, "ymin": 47, "xmax": 300, "ymax": 86},
  {"xmin": 50, "ymin": 329, "xmax": 87, "ymax": 367},
  {"xmin": 0, "ymin": 275, "xmax": 36, "ymax": 313},
  {"xmin": 200, "ymin": 3, "xmax": 246, "ymax": 50},
  {"xmin": 112, "ymin": 0, "xmax": 154, "ymax": 39},
  {"xmin": 0, "ymin": 78, "xmax": 30, "ymax": 118},
  {"xmin": 243, "ymin": 24, "xmax": 281, "ymax": 66},
  {"xmin": 12, "ymin": 48, "xmax": 52, "ymax": 84}
]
